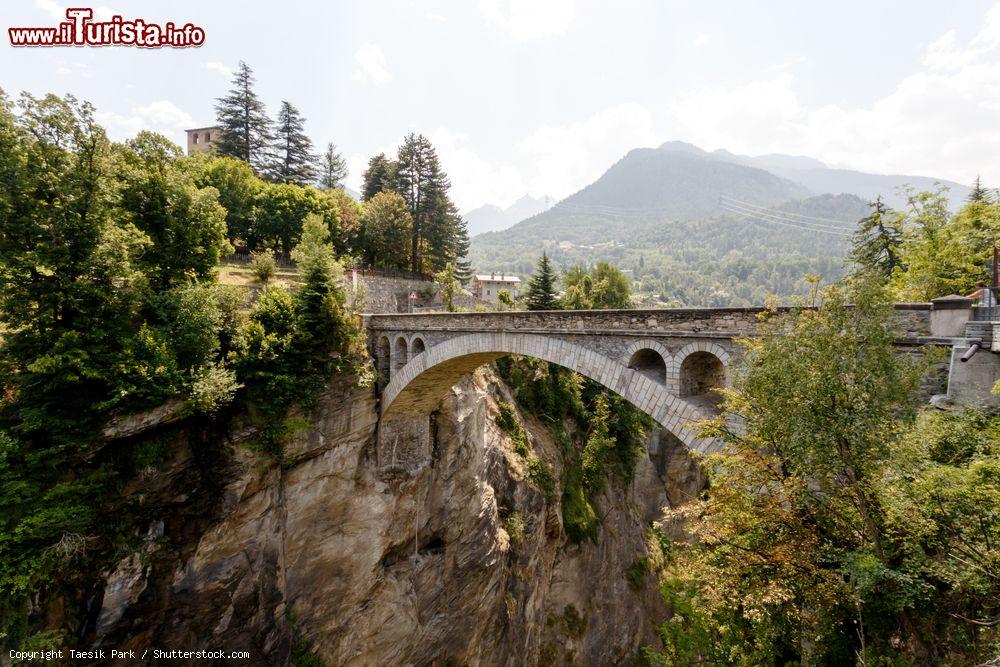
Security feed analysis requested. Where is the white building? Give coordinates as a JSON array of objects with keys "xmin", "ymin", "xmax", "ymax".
[{"xmin": 473, "ymin": 273, "xmax": 521, "ymax": 304}]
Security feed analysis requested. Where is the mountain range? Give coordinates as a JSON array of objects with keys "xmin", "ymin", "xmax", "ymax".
[{"xmin": 468, "ymin": 141, "xmax": 973, "ymax": 306}]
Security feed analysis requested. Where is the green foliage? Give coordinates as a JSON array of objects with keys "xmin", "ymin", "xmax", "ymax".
[
  {"xmin": 496, "ymin": 288, "xmax": 515, "ymax": 310},
  {"xmin": 356, "ymin": 191, "xmax": 412, "ymax": 269},
  {"xmin": 269, "ymin": 101, "xmax": 317, "ymax": 186},
  {"xmin": 563, "ymin": 262, "xmax": 633, "ymax": 309},
  {"xmin": 886, "ymin": 182, "xmax": 1000, "ymax": 300},
  {"xmin": 561, "ymin": 604, "xmax": 587, "ymax": 638},
  {"xmin": 433, "ymin": 262, "xmax": 461, "ymax": 312},
  {"xmin": 318, "ymin": 142, "xmax": 348, "ymax": 191},
  {"xmin": 238, "ymin": 215, "xmax": 360, "ymax": 453},
  {"xmin": 291, "ymin": 638, "xmax": 323, "ymax": 667},
  {"xmin": 195, "ymin": 155, "xmax": 261, "ymax": 245},
  {"xmin": 358, "ymin": 136, "xmax": 471, "ymax": 274},
  {"xmin": 214, "ymin": 61, "xmax": 273, "ymax": 173},
  {"xmin": 250, "ymin": 250, "xmax": 277, "ymax": 284},
  {"xmin": 495, "ymin": 402, "xmax": 531, "ymax": 456},
  {"xmin": 472, "ymin": 193, "xmax": 867, "ymax": 307},
  {"xmin": 496, "ymin": 330, "xmax": 652, "ymax": 545},
  {"xmin": 850, "ymin": 195, "xmax": 903, "ymax": 280},
  {"xmin": 625, "ymin": 558, "xmax": 648, "ymax": 591},
  {"xmin": 652, "ymin": 279, "xmax": 997, "ymax": 664},
  {"xmin": 188, "ymin": 363, "xmax": 242, "ymax": 414},
  {"xmin": 525, "ymin": 252, "xmax": 559, "ymax": 311},
  {"xmin": 526, "ymin": 458, "xmax": 556, "ymax": 501},
  {"xmin": 0, "ymin": 92, "xmax": 364, "ymax": 647},
  {"xmin": 501, "ymin": 511, "xmax": 526, "ymax": 544}
]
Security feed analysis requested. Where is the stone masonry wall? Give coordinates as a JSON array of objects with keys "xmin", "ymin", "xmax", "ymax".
[{"xmin": 366, "ymin": 304, "xmax": 934, "ymax": 338}]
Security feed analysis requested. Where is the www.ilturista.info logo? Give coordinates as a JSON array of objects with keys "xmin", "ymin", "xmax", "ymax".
[{"xmin": 9, "ymin": 8, "xmax": 205, "ymax": 47}]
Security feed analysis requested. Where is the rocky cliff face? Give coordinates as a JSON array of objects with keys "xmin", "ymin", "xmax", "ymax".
[{"xmin": 91, "ymin": 368, "xmax": 704, "ymax": 665}]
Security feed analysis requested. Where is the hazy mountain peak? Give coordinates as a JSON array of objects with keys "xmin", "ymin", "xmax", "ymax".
[
  {"xmin": 464, "ymin": 193, "xmax": 554, "ymax": 237},
  {"xmin": 657, "ymin": 140, "xmax": 708, "ymax": 156}
]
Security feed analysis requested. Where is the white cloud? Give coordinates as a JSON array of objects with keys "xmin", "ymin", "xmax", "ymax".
[
  {"xmin": 480, "ymin": 0, "xmax": 575, "ymax": 41},
  {"xmin": 430, "ymin": 128, "xmax": 528, "ymax": 210},
  {"xmin": 95, "ymin": 101, "xmax": 195, "ymax": 145},
  {"xmin": 353, "ymin": 44, "xmax": 392, "ymax": 85},
  {"xmin": 661, "ymin": 7, "xmax": 1000, "ymax": 186},
  {"xmin": 518, "ymin": 102, "xmax": 658, "ymax": 199},
  {"xmin": 693, "ymin": 32, "xmax": 710, "ymax": 47},
  {"xmin": 202, "ymin": 61, "xmax": 234, "ymax": 79}
]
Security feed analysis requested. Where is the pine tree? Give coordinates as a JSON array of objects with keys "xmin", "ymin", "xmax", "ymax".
[
  {"xmin": 850, "ymin": 196, "xmax": 904, "ymax": 279},
  {"xmin": 319, "ymin": 142, "xmax": 347, "ymax": 190},
  {"xmin": 525, "ymin": 252, "xmax": 559, "ymax": 310},
  {"xmin": 453, "ymin": 217, "xmax": 474, "ymax": 284},
  {"xmin": 361, "ymin": 153, "xmax": 395, "ymax": 201},
  {"xmin": 269, "ymin": 101, "xmax": 317, "ymax": 185},
  {"xmin": 967, "ymin": 175, "xmax": 994, "ymax": 204},
  {"xmin": 395, "ymin": 133, "xmax": 464, "ymax": 273},
  {"xmin": 214, "ymin": 61, "xmax": 273, "ymax": 173}
]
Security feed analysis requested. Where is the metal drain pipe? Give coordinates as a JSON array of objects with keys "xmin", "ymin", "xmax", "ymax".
[{"xmin": 961, "ymin": 340, "xmax": 982, "ymax": 362}]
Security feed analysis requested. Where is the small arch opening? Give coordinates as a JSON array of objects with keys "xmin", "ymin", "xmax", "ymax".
[
  {"xmin": 679, "ymin": 351, "xmax": 725, "ymax": 410},
  {"xmin": 377, "ymin": 336, "xmax": 391, "ymax": 382},
  {"xmin": 393, "ymin": 336, "xmax": 409, "ymax": 371},
  {"xmin": 411, "ymin": 337, "xmax": 426, "ymax": 357},
  {"xmin": 627, "ymin": 348, "xmax": 667, "ymax": 384}
]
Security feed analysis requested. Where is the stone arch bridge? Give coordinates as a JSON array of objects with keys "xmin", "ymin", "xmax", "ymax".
[{"xmin": 366, "ymin": 305, "xmax": 951, "ymax": 471}]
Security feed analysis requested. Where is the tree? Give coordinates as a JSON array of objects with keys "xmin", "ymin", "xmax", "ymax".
[
  {"xmin": 361, "ymin": 152, "xmax": 395, "ymax": 201},
  {"xmin": 269, "ymin": 101, "xmax": 317, "ymax": 185},
  {"xmin": 290, "ymin": 214, "xmax": 353, "ymax": 369},
  {"xmin": 850, "ymin": 196, "xmax": 904, "ymax": 280},
  {"xmin": 252, "ymin": 182, "xmax": 340, "ymax": 253},
  {"xmin": 394, "ymin": 133, "xmax": 463, "ymax": 273},
  {"xmin": 356, "ymin": 191, "xmax": 412, "ymax": 269},
  {"xmin": 194, "ymin": 156, "xmax": 262, "ymax": 249},
  {"xmin": 562, "ymin": 262, "xmax": 633, "ymax": 309},
  {"xmin": 318, "ymin": 142, "xmax": 348, "ymax": 190},
  {"xmin": 497, "ymin": 289, "xmax": 514, "ymax": 310},
  {"xmin": 890, "ymin": 185, "xmax": 956, "ymax": 300},
  {"xmin": 214, "ymin": 61, "xmax": 273, "ymax": 173},
  {"xmin": 453, "ymin": 217, "xmax": 474, "ymax": 284},
  {"xmin": 967, "ymin": 175, "xmax": 993, "ymax": 204},
  {"xmin": 116, "ymin": 131, "xmax": 230, "ymax": 289},
  {"xmin": 525, "ymin": 252, "xmax": 559, "ymax": 310},
  {"xmin": 434, "ymin": 262, "xmax": 461, "ymax": 312},
  {"xmin": 651, "ymin": 279, "xmax": 987, "ymax": 664}
]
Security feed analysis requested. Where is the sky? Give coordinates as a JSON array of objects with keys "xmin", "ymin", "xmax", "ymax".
[{"xmin": 3, "ymin": 0, "xmax": 1000, "ymax": 211}]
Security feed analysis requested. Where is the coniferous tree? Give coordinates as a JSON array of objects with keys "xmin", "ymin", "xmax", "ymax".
[
  {"xmin": 967, "ymin": 175, "xmax": 994, "ymax": 204},
  {"xmin": 525, "ymin": 252, "xmax": 559, "ymax": 310},
  {"xmin": 361, "ymin": 153, "xmax": 395, "ymax": 201},
  {"xmin": 269, "ymin": 101, "xmax": 317, "ymax": 185},
  {"xmin": 850, "ymin": 196, "xmax": 904, "ymax": 279},
  {"xmin": 453, "ymin": 217, "xmax": 474, "ymax": 284},
  {"xmin": 395, "ymin": 133, "xmax": 464, "ymax": 273},
  {"xmin": 319, "ymin": 142, "xmax": 348, "ymax": 190},
  {"xmin": 214, "ymin": 61, "xmax": 273, "ymax": 173}
]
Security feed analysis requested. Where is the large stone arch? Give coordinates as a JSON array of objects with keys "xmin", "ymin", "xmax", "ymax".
[{"xmin": 381, "ymin": 333, "xmax": 720, "ymax": 453}]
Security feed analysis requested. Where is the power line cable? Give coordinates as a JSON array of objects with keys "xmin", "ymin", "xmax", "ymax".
[{"xmin": 720, "ymin": 195, "xmax": 856, "ymax": 226}]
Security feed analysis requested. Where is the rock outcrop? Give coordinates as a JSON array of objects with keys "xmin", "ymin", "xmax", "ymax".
[{"xmin": 90, "ymin": 368, "xmax": 704, "ymax": 665}]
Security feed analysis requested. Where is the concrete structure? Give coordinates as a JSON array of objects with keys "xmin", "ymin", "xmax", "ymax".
[
  {"xmin": 472, "ymin": 273, "xmax": 521, "ymax": 304},
  {"xmin": 186, "ymin": 126, "xmax": 222, "ymax": 155},
  {"xmin": 364, "ymin": 303, "xmax": 992, "ymax": 471}
]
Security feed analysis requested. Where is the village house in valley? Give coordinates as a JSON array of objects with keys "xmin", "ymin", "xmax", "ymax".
[{"xmin": 472, "ymin": 272, "xmax": 521, "ymax": 304}]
